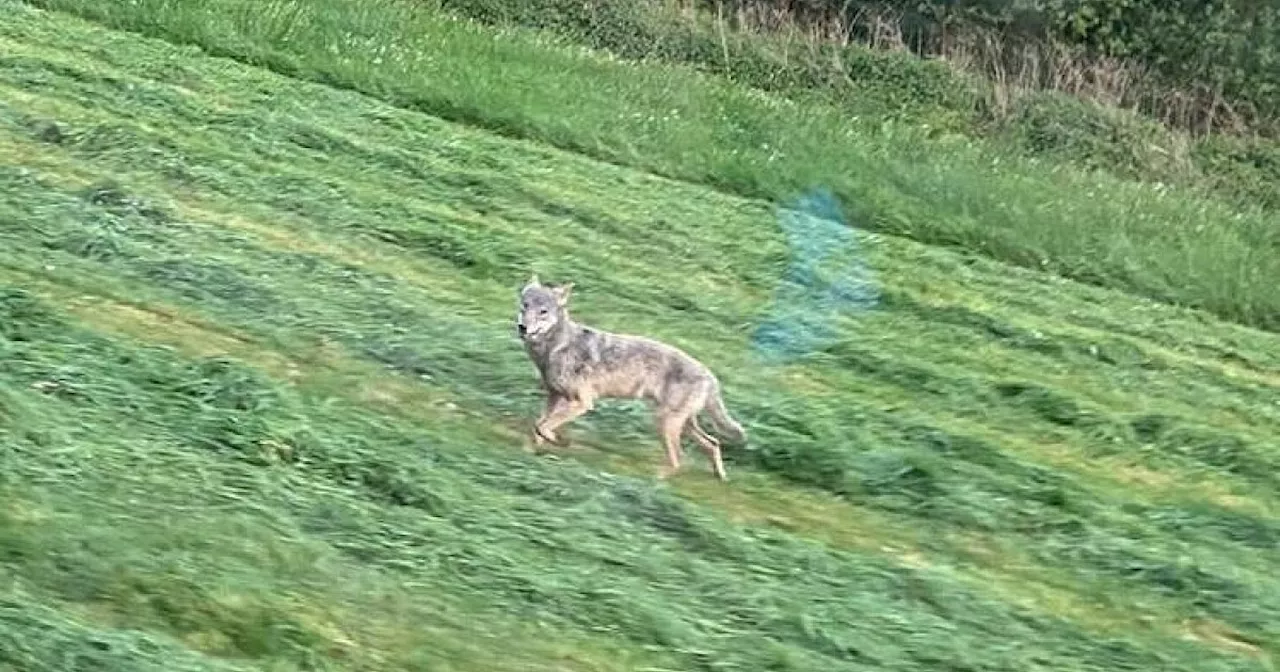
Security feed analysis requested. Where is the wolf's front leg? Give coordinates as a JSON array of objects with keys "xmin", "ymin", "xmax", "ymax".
[
  {"xmin": 535, "ymin": 396, "xmax": 593, "ymax": 448},
  {"xmin": 533, "ymin": 393, "xmax": 569, "ymax": 448}
]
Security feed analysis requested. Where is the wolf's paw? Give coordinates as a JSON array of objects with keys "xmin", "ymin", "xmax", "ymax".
[{"xmin": 534, "ymin": 428, "xmax": 573, "ymax": 451}]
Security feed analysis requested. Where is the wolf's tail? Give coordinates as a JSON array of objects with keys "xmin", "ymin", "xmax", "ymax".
[{"xmin": 705, "ymin": 381, "xmax": 747, "ymax": 444}]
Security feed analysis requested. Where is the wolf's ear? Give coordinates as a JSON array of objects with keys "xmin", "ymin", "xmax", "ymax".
[
  {"xmin": 527, "ymin": 273, "xmax": 540, "ymax": 287},
  {"xmin": 553, "ymin": 282, "xmax": 574, "ymax": 305}
]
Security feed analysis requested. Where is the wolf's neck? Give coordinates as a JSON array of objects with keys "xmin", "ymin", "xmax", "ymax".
[
  {"xmin": 549, "ymin": 314, "xmax": 583, "ymax": 344},
  {"xmin": 530, "ymin": 314, "xmax": 582, "ymax": 353}
]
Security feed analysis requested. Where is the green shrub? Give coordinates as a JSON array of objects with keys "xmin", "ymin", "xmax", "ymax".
[{"xmin": 1037, "ymin": 0, "xmax": 1280, "ymax": 128}]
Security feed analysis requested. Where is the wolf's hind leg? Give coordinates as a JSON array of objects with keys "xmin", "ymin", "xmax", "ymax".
[
  {"xmin": 688, "ymin": 416, "xmax": 727, "ymax": 481},
  {"xmin": 655, "ymin": 410, "xmax": 693, "ymax": 480}
]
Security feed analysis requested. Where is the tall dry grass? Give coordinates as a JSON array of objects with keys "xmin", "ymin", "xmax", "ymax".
[{"xmin": 676, "ymin": 0, "xmax": 1264, "ymax": 137}]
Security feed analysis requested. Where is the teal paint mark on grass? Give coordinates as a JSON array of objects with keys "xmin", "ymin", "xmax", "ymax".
[{"xmin": 752, "ymin": 188, "xmax": 880, "ymax": 363}]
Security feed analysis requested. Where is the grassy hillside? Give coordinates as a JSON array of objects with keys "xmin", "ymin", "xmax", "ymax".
[
  {"xmin": 2, "ymin": 2, "xmax": 1279, "ymax": 671},
  {"xmin": 23, "ymin": 0, "xmax": 1280, "ymax": 334},
  {"xmin": 429, "ymin": 0, "xmax": 1280, "ymax": 204}
]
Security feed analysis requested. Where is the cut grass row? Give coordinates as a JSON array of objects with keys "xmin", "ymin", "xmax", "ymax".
[{"xmin": 21, "ymin": 0, "xmax": 1280, "ymax": 332}]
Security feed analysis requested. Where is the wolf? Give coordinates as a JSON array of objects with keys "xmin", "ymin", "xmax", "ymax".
[{"xmin": 516, "ymin": 275, "xmax": 747, "ymax": 481}]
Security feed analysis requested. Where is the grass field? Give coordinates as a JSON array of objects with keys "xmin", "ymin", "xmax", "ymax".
[
  {"xmin": 2, "ymin": 2, "xmax": 1279, "ymax": 671},
  {"xmin": 23, "ymin": 0, "xmax": 1280, "ymax": 333}
]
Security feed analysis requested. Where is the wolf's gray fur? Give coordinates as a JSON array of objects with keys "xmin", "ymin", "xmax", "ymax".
[{"xmin": 516, "ymin": 274, "xmax": 746, "ymax": 480}]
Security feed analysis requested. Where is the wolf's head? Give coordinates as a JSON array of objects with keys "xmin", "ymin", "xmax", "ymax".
[{"xmin": 517, "ymin": 274, "xmax": 574, "ymax": 342}]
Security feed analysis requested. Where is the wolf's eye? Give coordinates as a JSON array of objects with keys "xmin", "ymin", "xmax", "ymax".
[{"xmin": 539, "ymin": 309, "xmax": 549, "ymax": 315}]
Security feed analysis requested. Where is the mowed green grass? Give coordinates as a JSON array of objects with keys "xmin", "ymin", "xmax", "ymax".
[
  {"xmin": 1, "ymin": 3, "xmax": 1279, "ymax": 671},
  {"xmin": 23, "ymin": 0, "xmax": 1280, "ymax": 332}
]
